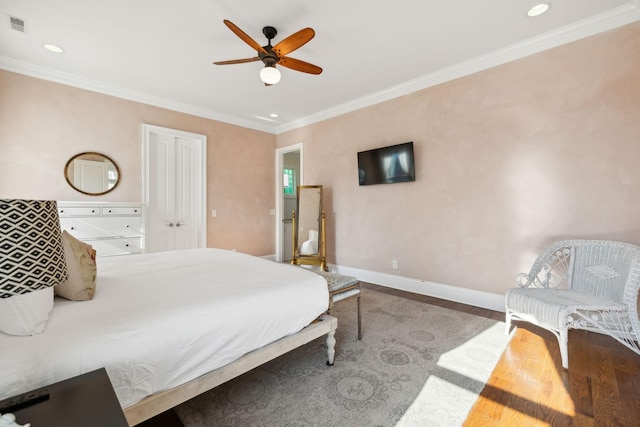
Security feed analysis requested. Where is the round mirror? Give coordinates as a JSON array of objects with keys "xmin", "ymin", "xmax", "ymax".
[{"xmin": 64, "ymin": 152, "xmax": 120, "ymax": 196}]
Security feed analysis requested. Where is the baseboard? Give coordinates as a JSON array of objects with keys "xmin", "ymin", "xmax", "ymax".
[
  {"xmin": 328, "ymin": 265, "xmax": 506, "ymax": 313},
  {"xmin": 264, "ymin": 254, "xmax": 505, "ymax": 312}
]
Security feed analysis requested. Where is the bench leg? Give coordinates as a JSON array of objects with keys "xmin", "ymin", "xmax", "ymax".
[
  {"xmin": 357, "ymin": 293, "xmax": 362, "ymax": 340},
  {"xmin": 326, "ymin": 327, "xmax": 336, "ymax": 366}
]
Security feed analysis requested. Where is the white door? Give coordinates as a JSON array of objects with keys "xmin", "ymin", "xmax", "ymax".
[{"xmin": 143, "ymin": 125, "xmax": 206, "ymax": 253}]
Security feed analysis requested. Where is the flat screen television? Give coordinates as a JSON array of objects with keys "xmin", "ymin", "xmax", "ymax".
[{"xmin": 357, "ymin": 141, "xmax": 415, "ymax": 186}]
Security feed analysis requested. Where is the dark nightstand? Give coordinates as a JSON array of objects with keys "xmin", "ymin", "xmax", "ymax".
[{"xmin": 0, "ymin": 368, "xmax": 128, "ymax": 427}]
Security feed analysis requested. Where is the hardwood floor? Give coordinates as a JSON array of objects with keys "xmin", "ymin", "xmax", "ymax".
[
  {"xmin": 137, "ymin": 283, "xmax": 640, "ymax": 426},
  {"xmin": 464, "ymin": 324, "xmax": 640, "ymax": 426},
  {"xmin": 363, "ymin": 284, "xmax": 640, "ymax": 427}
]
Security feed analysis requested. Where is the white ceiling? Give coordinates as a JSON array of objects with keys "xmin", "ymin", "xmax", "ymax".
[{"xmin": 1, "ymin": 0, "xmax": 638, "ymax": 134}]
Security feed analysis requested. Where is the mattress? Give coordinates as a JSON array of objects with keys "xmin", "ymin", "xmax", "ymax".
[{"xmin": 0, "ymin": 248, "xmax": 329, "ymax": 408}]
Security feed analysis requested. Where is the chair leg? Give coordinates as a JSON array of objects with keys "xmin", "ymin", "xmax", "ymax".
[
  {"xmin": 357, "ymin": 292, "xmax": 362, "ymax": 340},
  {"xmin": 505, "ymin": 310, "xmax": 512, "ymax": 335},
  {"xmin": 558, "ymin": 328, "xmax": 569, "ymax": 369}
]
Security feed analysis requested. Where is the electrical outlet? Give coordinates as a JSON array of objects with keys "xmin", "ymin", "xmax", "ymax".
[{"xmin": 392, "ymin": 260, "xmax": 398, "ymax": 269}]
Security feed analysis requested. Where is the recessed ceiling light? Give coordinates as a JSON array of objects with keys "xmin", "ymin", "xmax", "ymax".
[
  {"xmin": 527, "ymin": 3, "xmax": 550, "ymax": 17},
  {"xmin": 270, "ymin": 113, "xmax": 279, "ymax": 118},
  {"xmin": 43, "ymin": 44, "xmax": 65, "ymax": 53}
]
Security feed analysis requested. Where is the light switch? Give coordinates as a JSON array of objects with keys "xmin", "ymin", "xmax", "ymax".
[
  {"xmin": 211, "ymin": 210, "xmax": 217, "ymax": 217},
  {"xmin": 269, "ymin": 209, "xmax": 276, "ymax": 216}
]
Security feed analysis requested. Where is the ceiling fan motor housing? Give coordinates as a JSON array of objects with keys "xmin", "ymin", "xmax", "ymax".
[{"xmin": 260, "ymin": 26, "xmax": 279, "ymax": 66}]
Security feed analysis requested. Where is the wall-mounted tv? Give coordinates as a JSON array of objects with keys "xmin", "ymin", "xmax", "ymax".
[{"xmin": 357, "ymin": 141, "xmax": 415, "ymax": 186}]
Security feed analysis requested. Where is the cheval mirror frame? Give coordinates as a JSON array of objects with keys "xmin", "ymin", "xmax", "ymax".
[{"xmin": 291, "ymin": 185, "xmax": 327, "ymax": 271}]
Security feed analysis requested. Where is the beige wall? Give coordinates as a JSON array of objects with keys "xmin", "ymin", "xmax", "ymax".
[
  {"xmin": 2, "ymin": 22, "xmax": 639, "ymax": 296},
  {"xmin": 277, "ymin": 22, "xmax": 640, "ymax": 295},
  {"xmin": 0, "ymin": 71, "xmax": 276, "ymax": 255}
]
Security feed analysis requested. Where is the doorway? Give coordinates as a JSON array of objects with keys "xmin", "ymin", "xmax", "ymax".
[
  {"xmin": 143, "ymin": 124, "xmax": 207, "ymax": 253},
  {"xmin": 275, "ymin": 143, "xmax": 303, "ymax": 262}
]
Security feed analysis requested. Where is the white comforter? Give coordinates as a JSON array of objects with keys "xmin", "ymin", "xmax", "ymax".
[{"xmin": 0, "ymin": 248, "xmax": 329, "ymax": 408}]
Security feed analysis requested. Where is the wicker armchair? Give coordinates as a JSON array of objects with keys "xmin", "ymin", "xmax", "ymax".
[{"xmin": 505, "ymin": 240, "xmax": 640, "ymax": 369}]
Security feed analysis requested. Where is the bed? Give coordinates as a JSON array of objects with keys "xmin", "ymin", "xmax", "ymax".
[{"xmin": 0, "ymin": 248, "xmax": 337, "ymax": 426}]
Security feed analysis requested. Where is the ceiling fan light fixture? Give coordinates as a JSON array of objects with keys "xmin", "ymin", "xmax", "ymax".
[{"xmin": 260, "ymin": 66, "xmax": 281, "ymax": 85}]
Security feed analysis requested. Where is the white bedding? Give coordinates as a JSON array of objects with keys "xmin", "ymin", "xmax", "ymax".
[{"xmin": 0, "ymin": 248, "xmax": 329, "ymax": 408}]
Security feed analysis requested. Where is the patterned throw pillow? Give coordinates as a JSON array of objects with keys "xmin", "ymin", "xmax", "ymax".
[{"xmin": 54, "ymin": 231, "xmax": 97, "ymax": 301}]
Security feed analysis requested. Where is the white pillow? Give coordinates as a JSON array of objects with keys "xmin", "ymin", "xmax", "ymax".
[{"xmin": 0, "ymin": 287, "xmax": 54, "ymax": 336}]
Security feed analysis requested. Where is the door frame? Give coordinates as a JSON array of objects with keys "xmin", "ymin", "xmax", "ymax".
[
  {"xmin": 275, "ymin": 143, "xmax": 303, "ymax": 262},
  {"xmin": 142, "ymin": 124, "xmax": 207, "ymax": 250}
]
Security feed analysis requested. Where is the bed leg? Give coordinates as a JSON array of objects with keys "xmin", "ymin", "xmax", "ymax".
[{"xmin": 326, "ymin": 328, "xmax": 336, "ymax": 366}]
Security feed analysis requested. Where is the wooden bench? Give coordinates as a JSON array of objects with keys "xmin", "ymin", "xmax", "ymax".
[{"xmin": 315, "ymin": 271, "xmax": 362, "ymax": 340}]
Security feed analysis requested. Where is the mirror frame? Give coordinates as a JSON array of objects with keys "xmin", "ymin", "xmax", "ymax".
[
  {"xmin": 291, "ymin": 185, "xmax": 326, "ymax": 271},
  {"xmin": 64, "ymin": 152, "xmax": 121, "ymax": 196}
]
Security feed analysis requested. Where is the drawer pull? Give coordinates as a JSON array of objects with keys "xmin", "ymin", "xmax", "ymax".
[
  {"xmin": 108, "ymin": 209, "xmax": 112, "ymax": 213},
  {"xmin": 70, "ymin": 227, "xmax": 75, "ymax": 230},
  {"xmin": 125, "ymin": 244, "xmax": 130, "ymax": 247}
]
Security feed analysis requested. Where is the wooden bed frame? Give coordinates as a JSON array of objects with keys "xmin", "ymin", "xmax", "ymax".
[{"xmin": 123, "ymin": 314, "xmax": 338, "ymax": 426}]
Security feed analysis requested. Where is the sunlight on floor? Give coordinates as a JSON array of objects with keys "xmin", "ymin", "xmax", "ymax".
[{"xmin": 395, "ymin": 323, "xmax": 512, "ymax": 426}]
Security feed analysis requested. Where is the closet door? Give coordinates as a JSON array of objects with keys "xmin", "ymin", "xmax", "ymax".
[
  {"xmin": 143, "ymin": 125, "xmax": 206, "ymax": 253},
  {"xmin": 173, "ymin": 136, "xmax": 202, "ymax": 250}
]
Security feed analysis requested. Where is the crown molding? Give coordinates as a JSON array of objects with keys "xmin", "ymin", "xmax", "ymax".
[
  {"xmin": 275, "ymin": 2, "xmax": 640, "ymax": 134},
  {"xmin": 1, "ymin": 2, "xmax": 638, "ymax": 136},
  {"xmin": 0, "ymin": 56, "xmax": 276, "ymax": 134}
]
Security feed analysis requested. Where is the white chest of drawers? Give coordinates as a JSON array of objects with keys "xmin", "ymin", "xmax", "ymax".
[{"xmin": 57, "ymin": 202, "xmax": 144, "ymax": 257}]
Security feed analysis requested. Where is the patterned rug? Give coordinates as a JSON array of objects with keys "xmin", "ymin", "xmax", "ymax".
[{"xmin": 174, "ymin": 288, "xmax": 512, "ymax": 427}]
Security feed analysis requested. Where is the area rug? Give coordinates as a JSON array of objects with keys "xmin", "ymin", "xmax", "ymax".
[{"xmin": 174, "ymin": 288, "xmax": 512, "ymax": 427}]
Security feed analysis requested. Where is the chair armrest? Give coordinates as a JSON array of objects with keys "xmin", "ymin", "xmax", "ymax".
[
  {"xmin": 516, "ymin": 272, "xmax": 538, "ymax": 288},
  {"xmin": 517, "ymin": 241, "xmax": 575, "ymax": 289}
]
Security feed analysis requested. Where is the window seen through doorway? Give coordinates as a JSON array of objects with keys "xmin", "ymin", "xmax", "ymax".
[{"xmin": 283, "ymin": 168, "xmax": 295, "ymax": 195}]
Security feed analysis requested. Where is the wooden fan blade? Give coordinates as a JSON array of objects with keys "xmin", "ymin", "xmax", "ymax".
[
  {"xmin": 223, "ymin": 19, "xmax": 267, "ymax": 54},
  {"xmin": 213, "ymin": 57, "xmax": 260, "ymax": 65},
  {"xmin": 278, "ymin": 56, "xmax": 323, "ymax": 75},
  {"xmin": 273, "ymin": 28, "xmax": 315, "ymax": 57}
]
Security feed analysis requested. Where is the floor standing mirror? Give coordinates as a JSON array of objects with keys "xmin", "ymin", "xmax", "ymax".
[{"xmin": 291, "ymin": 185, "xmax": 326, "ymax": 271}]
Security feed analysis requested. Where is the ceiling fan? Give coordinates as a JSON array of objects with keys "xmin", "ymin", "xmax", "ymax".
[{"xmin": 214, "ymin": 19, "xmax": 323, "ymax": 85}]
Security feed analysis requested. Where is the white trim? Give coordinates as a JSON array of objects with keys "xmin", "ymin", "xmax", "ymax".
[
  {"xmin": 275, "ymin": 3, "xmax": 640, "ymax": 134},
  {"xmin": 274, "ymin": 143, "xmax": 303, "ymax": 262},
  {"xmin": 0, "ymin": 56, "xmax": 275, "ymax": 134},
  {"xmin": 1, "ymin": 3, "xmax": 638, "ymax": 135},
  {"xmin": 329, "ymin": 264, "xmax": 506, "ymax": 313},
  {"xmin": 248, "ymin": 258, "xmax": 506, "ymax": 311}
]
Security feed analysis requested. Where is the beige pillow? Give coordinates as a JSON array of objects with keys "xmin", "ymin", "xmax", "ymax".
[{"xmin": 55, "ymin": 231, "xmax": 97, "ymax": 301}]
